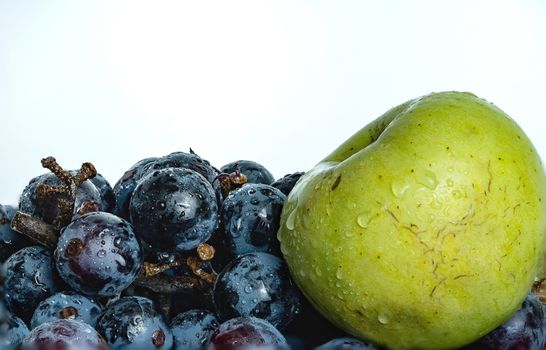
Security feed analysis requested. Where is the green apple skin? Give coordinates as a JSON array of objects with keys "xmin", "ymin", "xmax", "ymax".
[{"xmin": 278, "ymin": 91, "xmax": 546, "ymax": 349}]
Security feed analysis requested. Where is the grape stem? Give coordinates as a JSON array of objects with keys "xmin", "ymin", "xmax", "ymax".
[
  {"xmin": 215, "ymin": 169, "xmax": 248, "ymax": 196},
  {"xmin": 39, "ymin": 156, "xmax": 97, "ymax": 228},
  {"xmin": 10, "ymin": 211, "xmax": 59, "ymax": 249},
  {"xmin": 133, "ymin": 274, "xmax": 209, "ymax": 294}
]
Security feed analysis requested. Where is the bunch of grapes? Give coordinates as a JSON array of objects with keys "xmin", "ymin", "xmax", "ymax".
[{"xmin": 1, "ymin": 150, "xmax": 545, "ymax": 350}]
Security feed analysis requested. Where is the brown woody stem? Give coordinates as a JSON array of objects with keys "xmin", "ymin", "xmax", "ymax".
[
  {"xmin": 133, "ymin": 274, "xmax": 208, "ymax": 294},
  {"xmin": 10, "ymin": 211, "xmax": 59, "ymax": 249}
]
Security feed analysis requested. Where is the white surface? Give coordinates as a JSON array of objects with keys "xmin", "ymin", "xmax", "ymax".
[{"xmin": 1, "ymin": 0, "xmax": 545, "ymax": 204}]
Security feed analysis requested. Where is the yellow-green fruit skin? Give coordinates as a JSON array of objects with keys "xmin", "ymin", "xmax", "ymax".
[{"xmin": 278, "ymin": 92, "xmax": 546, "ymax": 349}]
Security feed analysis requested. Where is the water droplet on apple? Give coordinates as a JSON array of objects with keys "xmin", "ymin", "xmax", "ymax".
[
  {"xmin": 419, "ymin": 170, "xmax": 438, "ymax": 190},
  {"xmin": 452, "ymin": 190, "xmax": 463, "ymax": 198},
  {"xmin": 446, "ymin": 179, "xmax": 454, "ymax": 187},
  {"xmin": 357, "ymin": 213, "xmax": 372, "ymax": 228},
  {"xmin": 280, "ymin": 243, "xmax": 289, "ymax": 256},
  {"xmin": 378, "ymin": 312, "xmax": 390, "ymax": 325},
  {"xmin": 430, "ymin": 199, "xmax": 442, "ymax": 209},
  {"xmin": 302, "ymin": 213, "xmax": 313, "ymax": 229},
  {"xmin": 286, "ymin": 208, "xmax": 296, "ymax": 230},
  {"xmin": 336, "ymin": 268, "xmax": 343, "ymax": 279},
  {"xmin": 315, "ymin": 266, "xmax": 322, "ymax": 276},
  {"xmin": 344, "ymin": 230, "xmax": 355, "ymax": 237},
  {"xmin": 391, "ymin": 181, "xmax": 410, "ymax": 197}
]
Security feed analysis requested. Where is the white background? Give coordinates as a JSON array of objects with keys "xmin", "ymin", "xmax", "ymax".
[{"xmin": 1, "ymin": 1, "xmax": 545, "ymax": 204}]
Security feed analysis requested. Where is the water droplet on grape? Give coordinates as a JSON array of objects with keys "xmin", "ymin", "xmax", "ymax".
[
  {"xmin": 115, "ymin": 255, "xmax": 126, "ymax": 267},
  {"xmin": 97, "ymin": 250, "xmax": 106, "ymax": 258}
]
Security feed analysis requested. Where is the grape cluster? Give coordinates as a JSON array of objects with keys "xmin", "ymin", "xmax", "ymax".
[{"xmin": 1, "ymin": 151, "xmax": 546, "ymax": 350}]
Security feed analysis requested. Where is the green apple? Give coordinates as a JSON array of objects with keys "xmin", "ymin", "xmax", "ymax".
[{"xmin": 278, "ymin": 91, "xmax": 546, "ymax": 349}]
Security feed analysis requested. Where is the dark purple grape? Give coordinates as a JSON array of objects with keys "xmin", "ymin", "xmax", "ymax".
[
  {"xmin": 1, "ymin": 204, "xmax": 30, "ymax": 262},
  {"xmin": 30, "ymin": 292, "xmax": 103, "ymax": 329},
  {"xmin": 313, "ymin": 337, "xmax": 381, "ymax": 350},
  {"xmin": 113, "ymin": 157, "xmax": 159, "ymax": 220},
  {"xmin": 285, "ymin": 335, "xmax": 306, "ymax": 350},
  {"xmin": 271, "ymin": 172, "xmax": 305, "ymax": 197},
  {"xmin": 142, "ymin": 151, "xmax": 223, "ymax": 205},
  {"xmin": 464, "ymin": 293, "xmax": 546, "ymax": 350},
  {"xmin": 171, "ymin": 309, "xmax": 220, "ymax": 350},
  {"xmin": 144, "ymin": 151, "xmax": 220, "ymax": 186},
  {"xmin": 206, "ymin": 316, "xmax": 287, "ymax": 350},
  {"xmin": 19, "ymin": 172, "xmax": 103, "ymax": 226},
  {"xmin": 213, "ymin": 253, "xmax": 301, "ymax": 329},
  {"xmin": 90, "ymin": 173, "xmax": 116, "ymax": 213},
  {"xmin": 21, "ymin": 319, "xmax": 107, "ymax": 350},
  {"xmin": 218, "ymin": 184, "xmax": 285, "ymax": 261},
  {"xmin": 130, "ymin": 167, "xmax": 219, "ymax": 251},
  {"xmin": 0, "ymin": 311, "xmax": 29, "ymax": 350},
  {"xmin": 54, "ymin": 212, "xmax": 143, "ymax": 296},
  {"xmin": 220, "ymin": 160, "xmax": 275, "ymax": 185},
  {"xmin": 283, "ymin": 297, "xmax": 348, "ymax": 349},
  {"xmin": 4, "ymin": 246, "xmax": 61, "ymax": 323},
  {"xmin": 96, "ymin": 296, "xmax": 173, "ymax": 350}
]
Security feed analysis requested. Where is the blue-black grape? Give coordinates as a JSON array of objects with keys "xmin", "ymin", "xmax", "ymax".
[
  {"xmin": 464, "ymin": 293, "xmax": 546, "ymax": 350},
  {"xmin": 0, "ymin": 204, "xmax": 30, "ymax": 262},
  {"xmin": 21, "ymin": 319, "xmax": 107, "ymax": 350},
  {"xmin": 313, "ymin": 337, "xmax": 381, "ymax": 350},
  {"xmin": 19, "ymin": 172, "xmax": 103, "ymax": 226},
  {"xmin": 0, "ymin": 311, "xmax": 29, "ymax": 350},
  {"xmin": 30, "ymin": 291, "xmax": 103, "ymax": 329},
  {"xmin": 113, "ymin": 157, "xmax": 159, "ymax": 220},
  {"xmin": 55, "ymin": 211, "xmax": 143, "ymax": 296},
  {"xmin": 205, "ymin": 316, "xmax": 288, "ymax": 350},
  {"xmin": 130, "ymin": 167, "xmax": 219, "ymax": 251},
  {"xmin": 171, "ymin": 309, "xmax": 220, "ymax": 350},
  {"xmin": 4, "ymin": 245, "xmax": 61, "ymax": 323},
  {"xmin": 220, "ymin": 160, "xmax": 275, "ymax": 185},
  {"xmin": 283, "ymin": 296, "xmax": 348, "ymax": 349},
  {"xmin": 213, "ymin": 252, "xmax": 301, "ymax": 329},
  {"xmin": 271, "ymin": 172, "xmax": 305, "ymax": 197},
  {"xmin": 90, "ymin": 173, "xmax": 116, "ymax": 213},
  {"xmin": 142, "ymin": 151, "xmax": 223, "ymax": 205},
  {"xmin": 96, "ymin": 296, "xmax": 173, "ymax": 350},
  {"xmin": 219, "ymin": 184, "xmax": 286, "ymax": 260},
  {"xmin": 144, "ymin": 151, "xmax": 220, "ymax": 185}
]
